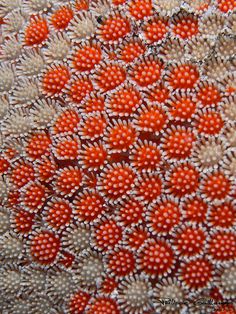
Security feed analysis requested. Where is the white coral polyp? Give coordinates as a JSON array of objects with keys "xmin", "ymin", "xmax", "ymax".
[
  {"xmin": 160, "ymin": 38, "xmax": 185, "ymax": 62},
  {"xmin": 216, "ymin": 36, "xmax": 236, "ymax": 58},
  {"xmin": 7, "ymin": 299, "xmax": 31, "ymax": 314},
  {"xmin": 90, "ymin": 0, "xmax": 111, "ymax": 17},
  {"xmin": 204, "ymin": 57, "xmax": 231, "ymax": 81},
  {"xmin": 0, "ymin": 177, "xmax": 8, "ymax": 203},
  {"xmin": 187, "ymin": 36, "xmax": 213, "ymax": 61},
  {"xmin": 0, "ymin": 65, "xmax": 15, "ymax": 92},
  {"xmin": 153, "ymin": 279, "xmax": 186, "ymax": 313},
  {"xmin": 11, "ymin": 78, "xmax": 40, "ymax": 105},
  {"xmin": 0, "ymin": 232, "xmax": 23, "ymax": 259},
  {"xmin": 76, "ymin": 255, "xmax": 104, "ymax": 289},
  {"xmin": 0, "ymin": 269, "xmax": 21, "ymax": 295},
  {"xmin": 224, "ymin": 125, "xmax": 236, "ymax": 147},
  {"xmin": 30, "ymin": 99, "xmax": 57, "ymax": 128},
  {"xmin": 46, "ymin": 270, "xmax": 74, "ymax": 301},
  {"xmin": 22, "ymin": 268, "xmax": 46, "ymax": 294},
  {"xmin": 153, "ymin": 0, "xmax": 181, "ymax": 14},
  {"xmin": 68, "ymin": 12, "xmax": 96, "ymax": 41},
  {"xmin": 222, "ymin": 96, "xmax": 236, "ymax": 122},
  {"xmin": 193, "ymin": 139, "xmax": 225, "ymax": 170},
  {"xmin": 43, "ymin": 33, "xmax": 71, "ymax": 63},
  {"xmin": 0, "ymin": 96, "xmax": 9, "ymax": 119},
  {"xmin": 62, "ymin": 225, "xmax": 91, "ymax": 254},
  {"xmin": 220, "ymin": 265, "xmax": 236, "ymax": 298},
  {"xmin": 0, "ymin": 36, "xmax": 22, "ymax": 61},
  {"xmin": 200, "ymin": 13, "xmax": 226, "ymax": 36},
  {"xmin": 17, "ymin": 49, "xmax": 45, "ymax": 76},
  {"xmin": 2, "ymin": 109, "xmax": 35, "ymax": 138},
  {"xmin": 0, "ymin": 209, "xmax": 10, "ymax": 235},
  {"xmin": 222, "ymin": 150, "xmax": 236, "ymax": 177},
  {"xmin": 118, "ymin": 276, "xmax": 152, "ymax": 314},
  {"xmin": 0, "ymin": 0, "xmax": 22, "ymax": 17},
  {"xmin": 22, "ymin": 0, "xmax": 52, "ymax": 14},
  {"xmin": 2, "ymin": 10, "xmax": 25, "ymax": 36}
]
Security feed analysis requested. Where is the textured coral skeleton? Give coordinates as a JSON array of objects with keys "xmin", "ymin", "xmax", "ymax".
[{"xmin": 0, "ymin": 0, "xmax": 236, "ymax": 313}]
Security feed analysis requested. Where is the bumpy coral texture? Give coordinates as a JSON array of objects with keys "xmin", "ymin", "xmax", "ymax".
[{"xmin": 0, "ymin": 0, "xmax": 236, "ymax": 313}]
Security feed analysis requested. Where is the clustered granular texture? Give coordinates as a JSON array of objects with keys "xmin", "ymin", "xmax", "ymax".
[{"xmin": 0, "ymin": 0, "xmax": 236, "ymax": 313}]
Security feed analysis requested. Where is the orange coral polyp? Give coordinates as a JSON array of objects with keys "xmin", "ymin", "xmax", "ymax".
[
  {"xmin": 168, "ymin": 164, "xmax": 199, "ymax": 197},
  {"xmin": 172, "ymin": 16, "xmax": 199, "ymax": 39},
  {"xmin": 107, "ymin": 248, "xmax": 135, "ymax": 276},
  {"xmin": 96, "ymin": 64, "xmax": 126, "ymax": 92},
  {"xmin": 135, "ymin": 105, "xmax": 167, "ymax": 134},
  {"xmin": 80, "ymin": 143, "xmax": 107, "ymax": 170},
  {"xmin": 42, "ymin": 66, "xmax": 70, "ymax": 95},
  {"xmin": 69, "ymin": 290, "xmax": 90, "ymax": 314},
  {"xmin": 147, "ymin": 200, "xmax": 181, "ymax": 234},
  {"xmin": 99, "ymin": 164, "xmax": 136, "ymax": 201},
  {"xmin": 119, "ymin": 41, "xmax": 146, "ymax": 63},
  {"xmin": 45, "ymin": 199, "xmax": 72, "ymax": 230},
  {"xmin": 138, "ymin": 239, "xmax": 174, "ymax": 276},
  {"xmin": 67, "ymin": 78, "xmax": 93, "ymax": 103},
  {"xmin": 126, "ymin": 227, "xmax": 148, "ymax": 250},
  {"xmin": 35, "ymin": 155, "xmax": 57, "ymax": 182},
  {"xmin": 173, "ymin": 226, "xmax": 206, "ymax": 257},
  {"xmin": 131, "ymin": 141, "xmax": 161, "ymax": 171},
  {"xmin": 196, "ymin": 111, "xmax": 224, "ymax": 135},
  {"xmin": 87, "ymin": 298, "xmax": 120, "ymax": 314},
  {"xmin": 94, "ymin": 219, "xmax": 123, "ymax": 250},
  {"xmin": 52, "ymin": 109, "xmax": 80, "ymax": 135},
  {"xmin": 80, "ymin": 114, "xmax": 107, "ymax": 139},
  {"xmin": 196, "ymin": 84, "xmax": 222, "ymax": 107},
  {"xmin": 107, "ymin": 86, "xmax": 142, "ymax": 116},
  {"xmin": 51, "ymin": 6, "xmax": 74, "ymax": 30},
  {"xmin": 202, "ymin": 172, "xmax": 231, "ymax": 201},
  {"xmin": 30, "ymin": 231, "xmax": 60, "ymax": 265},
  {"xmin": 55, "ymin": 167, "xmax": 83, "ymax": 196},
  {"xmin": 21, "ymin": 181, "xmax": 47, "ymax": 212},
  {"xmin": 25, "ymin": 132, "xmax": 52, "ymax": 160},
  {"xmin": 99, "ymin": 15, "xmax": 131, "ymax": 42},
  {"xmin": 130, "ymin": 58, "xmax": 163, "ymax": 87},
  {"xmin": 129, "ymin": 0, "xmax": 153, "ymax": 20},
  {"xmin": 13, "ymin": 210, "xmax": 35, "ymax": 234},
  {"xmin": 25, "ymin": 16, "xmax": 49, "ymax": 46},
  {"xmin": 72, "ymin": 45, "xmax": 102, "ymax": 72},
  {"xmin": 143, "ymin": 18, "xmax": 169, "ymax": 43},
  {"xmin": 75, "ymin": 0, "xmax": 89, "ymax": 11},
  {"xmin": 207, "ymin": 231, "xmax": 236, "ymax": 262},
  {"xmin": 180, "ymin": 258, "xmax": 213, "ymax": 290},
  {"xmin": 168, "ymin": 64, "xmax": 199, "ymax": 89},
  {"xmin": 118, "ymin": 197, "xmax": 145, "ymax": 226},
  {"xmin": 73, "ymin": 191, "xmax": 106, "ymax": 223},
  {"xmin": 217, "ymin": 0, "xmax": 236, "ymax": 12},
  {"xmin": 10, "ymin": 162, "xmax": 35, "ymax": 189},
  {"xmin": 106, "ymin": 122, "xmax": 137, "ymax": 152},
  {"xmin": 209, "ymin": 203, "xmax": 236, "ymax": 228},
  {"xmin": 53, "ymin": 136, "xmax": 79, "ymax": 160},
  {"xmin": 134, "ymin": 173, "xmax": 162, "ymax": 202},
  {"xmin": 169, "ymin": 96, "xmax": 197, "ymax": 120},
  {"xmin": 182, "ymin": 197, "xmax": 208, "ymax": 224},
  {"xmin": 0, "ymin": 157, "xmax": 10, "ymax": 174},
  {"xmin": 162, "ymin": 128, "xmax": 196, "ymax": 159}
]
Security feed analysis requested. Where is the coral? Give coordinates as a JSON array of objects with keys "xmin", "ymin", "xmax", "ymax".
[{"xmin": 0, "ymin": 0, "xmax": 235, "ymax": 313}]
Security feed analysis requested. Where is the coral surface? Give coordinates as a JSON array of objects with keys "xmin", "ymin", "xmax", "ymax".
[{"xmin": 0, "ymin": 0, "xmax": 235, "ymax": 313}]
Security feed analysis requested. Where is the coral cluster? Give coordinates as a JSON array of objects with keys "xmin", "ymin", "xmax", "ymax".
[{"xmin": 0, "ymin": 0, "xmax": 236, "ymax": 313}]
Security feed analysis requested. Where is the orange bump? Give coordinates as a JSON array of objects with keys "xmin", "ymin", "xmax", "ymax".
[
  {"xmin": 25, "ymin": 16, "xmax": 49, "ymax": 46},
  {"xmin": 42, "ymin": 65, "xmax": 70, "ymax": 95},
  {"xmin": 51, "ymin": 6, "xmax": 74, "ymax": 30}
]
